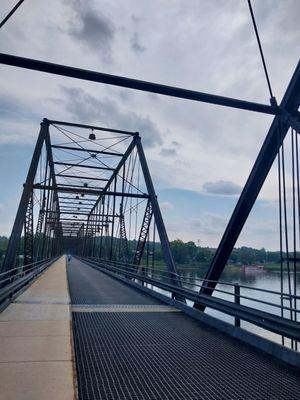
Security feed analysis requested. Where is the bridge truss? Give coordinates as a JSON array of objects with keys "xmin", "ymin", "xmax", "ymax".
[
  {"xmin": 1, "ymin": 119, "xmax": 183, "ymax": 295},
  {"xmin": 0, "ymin": 1, "xmax": 299, "ymax": 351}
]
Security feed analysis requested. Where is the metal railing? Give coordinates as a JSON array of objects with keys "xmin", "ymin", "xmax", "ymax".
[
  {"xmin": 0, "ymin": 257, "xmax": 58, "ymax": 309},
  {"xmin": 79, "ymin": 256, "xmax": 300, "ymax": 346}
]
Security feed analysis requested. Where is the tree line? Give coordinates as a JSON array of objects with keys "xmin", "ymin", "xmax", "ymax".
[
  {"xmin": 167, "ymin": 240, "xmax": 281, "ymax": 265},
  {"xmin": 0, "ymin": 235, "xmax": 282, "ymax": 267}
]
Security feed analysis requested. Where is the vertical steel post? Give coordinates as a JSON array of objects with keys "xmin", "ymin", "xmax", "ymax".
[
  {"xmin": 195, "ymin": 60, "xmax": 300, "ymax": 310},
  {"xmin": 234, "ymin": 284, "xmax": 240, "ymax": 328},
  {"xmin": 135, "ymin": 136, "xmax": 185, "ymax": 301},
  {"xmin": 1, "ymin": 121, "xmax": 48, "ymax": 272}
]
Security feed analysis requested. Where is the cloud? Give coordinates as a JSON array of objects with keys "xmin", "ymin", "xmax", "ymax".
[
  {"xmin": 66, "ymin": 0, "xmax": 115, "ymax": 62},
  {"xmin": 202, "ymin": 180, "xmax": 242, "ymax": 196},
  {"xmin": 130, "ymin": 32, "xmax": 146, "ymax": 53},
  {"xmin": 0, "ymin": 0, "xmax": 298, "ymax": 249},
  {"xmin": 160, "ymin": 201, "xmax": 174, "ymax": 210},
  {"xmin": 159, "ymin": 148, "xmax": 177, "ymax": 157},
  {"xmin": 60, "ymin": 86, "xmax": 163, "ymax": 148},
  {"xmin": 190, "ymin": 212, "xmax": 228, "ymax": 236},
  {"xmin": 0, "ymin": 94, "xmax": 37, "ymax": 121}
]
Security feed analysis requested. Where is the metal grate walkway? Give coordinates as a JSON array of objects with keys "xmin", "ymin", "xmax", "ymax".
[
  {"xmin": 68, "ymin": 258, "xmax": 300, "ymax": 400},
  {"xmin": 67, "ymin": 258, "xmax": 161, "ymax": 305}
]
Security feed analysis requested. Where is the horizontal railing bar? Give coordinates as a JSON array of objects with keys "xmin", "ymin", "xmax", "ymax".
[
  {"xmin": 0, "ymin": 257, "xmax": 51, "ymax": 277},
  {"xmin": 96, "ymin": 258, "xmax": 300, "ymax": 299},
  {"xmin": 80, "ymin": 257, "xmax": 300, "ymax": 340},
  {"xmin": 90, "ymin": 257, "xmax": 300, "ymax": 308},
  {"xmin": 0, "ymin": 257, "xmax": 57, "ymax": 304},
  {"xmin": 0, "ymin": 260, "xmax": 52, "ymax": 284},
  {"xmin": 180, "ymin": 272, "xmax": 300, "ymax": 298}
]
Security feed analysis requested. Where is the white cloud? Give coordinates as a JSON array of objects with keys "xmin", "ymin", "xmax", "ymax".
[
  {"xmin": 159, "ymin": 201, "xmax": 174, "ymax": 210},
  {"xmin": 0, "ymin": 0, "xmax": 298, "ymax": 248},
  {"xmin": 202, "ymin": 180, "xmax": 241, "ymax": 196}
]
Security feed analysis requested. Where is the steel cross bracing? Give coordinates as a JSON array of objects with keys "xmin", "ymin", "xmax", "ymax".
[
  {"xmin": 23, "ymin": 192, "xmax": 34, "ymax": 268},
  {"xmin": 132, "ymin": 199, "xmax": 153, "ymax": 268},
  {"xmin": 0, "ymin": 46, "xmax": 299, "ymax": 305},
  {"xmin": 1, "ymin": 119, "xmax": 183, "ymax": 296}
]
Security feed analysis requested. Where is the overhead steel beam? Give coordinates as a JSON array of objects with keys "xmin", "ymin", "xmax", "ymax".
[
  {"xmin": 57, "ymin": 184, "xmax": 105, "ymax": 190},
  {"xmin": 0, "ymin": 0, "xmax": 25, "ymax": 29},
  {"xmin": 59, "ymin": 219, "xmax": 88, "ymax": 222},
  {"xmin": 52, "ymin": 145, "xmax": 123, "ymax": 157},
  {"xmin": 50, "ymin": 212, "xmax": 89, "ymax": 216},
  {"xmin": 89, "ymin": 139, "xmax": 137, "ymax": 215},
  {"xmin": 0, "ymin": 53, "xmax": 278, "ymax": 115},
  {"xmin": 60, "ymin": 209, "xmax": 92, "ymax": 212},
  {"xmin": 58, "ymin": 197, "xmax": 95, "ymax": 202},
  {"xmin": 54, "ymin": 162, "xmax": 114, "ymax": 171},
  {"xmin": 280, "ymin": 109, "xmax": 300, "ymax": 133},
  {"xmin": 195, "ymin": 59, "xmax": 300, "ymax": 310},
  {"xmin": 59, "ymin": 205, "xmax": 92, "ymax": 209},
  {"xmin": 1, "ymin": 121, "xmax": 48, "ymax": 272},
  {"xmin": 34, "ymin": 184, "xmax": 149, "ymax": 198},
  {"xmin": 48, "ymin": 119, "xmax": 137, "ymax": 136},
  {"xmin": 56, "ymin": 174, "xmax": 109, "ymax": 181},
  {"xmin": 135, "ymin": 136, "xmax": 185, "ymax": 302},
  {"xmin": 58, "ymin": 202, "xmax": 94, "ymax": 207}
]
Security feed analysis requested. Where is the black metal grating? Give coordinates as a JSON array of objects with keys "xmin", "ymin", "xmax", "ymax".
[
  {"xmin": 72, "ymin": 311, "xmax": 300, "ymax": 400},
  {"xmin": 67, "ymin": 258, "xmax": 161, "ymax": 305}
]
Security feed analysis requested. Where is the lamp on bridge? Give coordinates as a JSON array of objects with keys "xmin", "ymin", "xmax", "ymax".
[{"xmin": 89, "ymin": 129, "xmax": 96, "ymax": 140}]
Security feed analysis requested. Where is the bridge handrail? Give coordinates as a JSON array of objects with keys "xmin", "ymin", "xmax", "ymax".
[
  {"xmin": 93, "ymin": 257, "xmax": 300, "ymax": 300},
  {"xmin": 0, "ymin": 258, "xmax": 52, "ymax": 277},
  {"xmin": 0, "ymin": 258, "xmax": 53, "ymax": 286},
  {"xmin": 79, "ymin": 256, "xmax": 300, "ymax": 342},
  {"xmin": 157, "ymin": 272, "xmax": 300, "ymax": 302},
  {"xmin": 0, "ymin": 257, "xmax": 58, "ymax": 309}
]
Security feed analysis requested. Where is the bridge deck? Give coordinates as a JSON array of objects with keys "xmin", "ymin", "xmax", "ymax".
[
  {"xmin": 68, "ymin": 258, "xmax": 300, "ymax": 400},
  {"xmin": 0, "ymin": 256, "xmax": 75, "ymax": 400}
]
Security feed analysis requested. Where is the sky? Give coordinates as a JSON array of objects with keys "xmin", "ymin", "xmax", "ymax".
[{"xmin": 0, "ymin": 0, "xmax": 299, "ymax": 250}]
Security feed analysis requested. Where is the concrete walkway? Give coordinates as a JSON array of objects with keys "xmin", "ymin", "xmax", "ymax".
[{"xmin": 0, "ymin": 256, "xmax": 75, "ymax": 400}]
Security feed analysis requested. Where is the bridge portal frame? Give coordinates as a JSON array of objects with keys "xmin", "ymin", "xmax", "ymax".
[{"xmin": 0, "ymin": 53, "xmax": 299, "ymax": 309}]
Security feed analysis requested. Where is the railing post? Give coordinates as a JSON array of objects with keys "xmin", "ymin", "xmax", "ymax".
[{"xmin": 234, "ymin": 283, "xmax": 240, "ymax": 328}]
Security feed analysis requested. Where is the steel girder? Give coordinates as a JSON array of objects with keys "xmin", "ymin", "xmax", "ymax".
[
  {"xmin": 194, "ymin": 60, "xmax": 300, "ymax": 309},
  {"xmin": 0, "ymin": 53, "xmax": 277, "ymax": 115},
  {"xmin": 1, "ymin": 122, "xmax": 48, "ymax": 272}
]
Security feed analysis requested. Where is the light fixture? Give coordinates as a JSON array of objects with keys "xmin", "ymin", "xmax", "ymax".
[{"xmin": 89, "ymin": 129, "xmax": 96, "ymax": 140}]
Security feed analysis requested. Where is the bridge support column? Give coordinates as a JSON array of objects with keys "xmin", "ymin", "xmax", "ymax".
[
  {"xmin": 194, "ymin": 60, "xmax": 300, "ymax": 309},
  {"xmin": 135, "ymin": 137, "xmax": 185, "ymax": 302},
  {"xmin": 1, "ymin": 121, "xmax": 49, "ymax": 273}
]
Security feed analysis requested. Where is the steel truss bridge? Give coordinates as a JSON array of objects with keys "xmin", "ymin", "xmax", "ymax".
[{"xmin": 0, "ymin": 2, "xmax": 300, "ymax": 399}]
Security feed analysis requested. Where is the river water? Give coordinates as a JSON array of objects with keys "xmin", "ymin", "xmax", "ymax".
[{"xmin": 153, "ymin": 265, "xmax": 300, "ymax": 347}]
